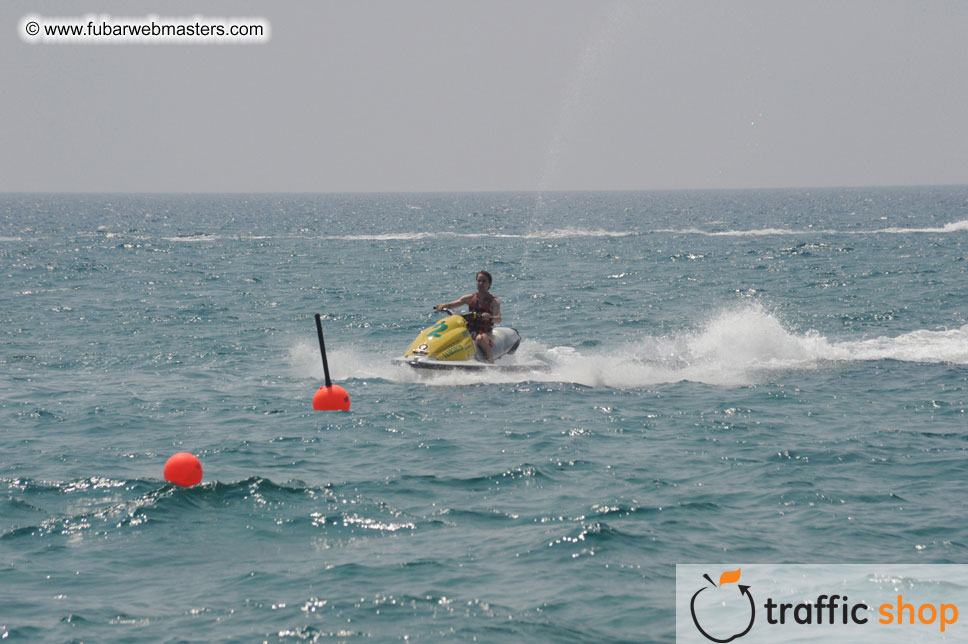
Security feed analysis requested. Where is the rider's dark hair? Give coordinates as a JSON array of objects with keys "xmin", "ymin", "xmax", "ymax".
[{"xmin": 477, "ymin": 270, "xmax": 492, "ymax": 286}]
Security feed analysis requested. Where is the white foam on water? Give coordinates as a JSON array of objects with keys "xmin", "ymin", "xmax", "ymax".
[
  {"xmin": 832, "ymin": 325, "xmax": 968, "ymax": 364},
  {"xmin": 287, "ymin": 341, "xmax": 391, "ymax": 383},
  {"xmin": 655, "ymin": 227, "xmax": 828, "ymax": 237},
  {"xmin": 324, "ymin": 229, "xmax": 634, "ymax": 241},
  {"xmin": 878, "ymin": 219, "xmax": 968, "ymax": 233},
  {"xmin": 165, "ymin": 234, "xmax": 222, "ymax": 242},
  {"xmin": 526, "ymin": 305, "xmax": 835, "ymax": 387},
  {"xmin": 657, "ymin": 220, "xmax": 968, "ymax": 237}
]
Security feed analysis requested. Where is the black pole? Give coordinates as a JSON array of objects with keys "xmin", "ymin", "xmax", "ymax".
[{"xmin": 315, "ymin": 313, "xmax": 332, "ymax": 387}]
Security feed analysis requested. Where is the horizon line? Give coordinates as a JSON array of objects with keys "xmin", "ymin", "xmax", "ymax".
[{"xmin": 2, "ymin": 183, "xmax": 967, "ymax": 196}]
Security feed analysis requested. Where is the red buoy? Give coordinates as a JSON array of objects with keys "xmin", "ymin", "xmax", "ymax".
[
  {"xmin": 164, "ymin": 452, "xmax": 203, "ymax": 487},
  {"xmin": 313, "ymin": 313, "xmax": 351, "ymax": 411},
  {"xmin": 313, "ymin": 384, "xmax": 351, "ymax": 411}
]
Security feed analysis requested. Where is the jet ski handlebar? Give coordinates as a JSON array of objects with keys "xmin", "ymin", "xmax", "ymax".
[{"xmin": 434, "ymin": 308, "xmax": 481, "ymax": 320}]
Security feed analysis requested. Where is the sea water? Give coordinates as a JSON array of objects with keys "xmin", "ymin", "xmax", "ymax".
[{"xmin": 1, "ymin": 188, "xmax": 967, "ymax": 643}]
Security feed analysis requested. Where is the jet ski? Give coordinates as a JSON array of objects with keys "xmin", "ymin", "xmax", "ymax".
[{"xmin": 391, "ymin": 309, "xmax": 548, "ymax": 372}]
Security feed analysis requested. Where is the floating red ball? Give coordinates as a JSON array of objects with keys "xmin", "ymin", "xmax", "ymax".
[
  {"xmin": 313, "ymin": 385, "xmax": 351, "ymax": 411},
  {"xmin": 164, "ymin": 452, "xmax": 203, "ymax": 487}
]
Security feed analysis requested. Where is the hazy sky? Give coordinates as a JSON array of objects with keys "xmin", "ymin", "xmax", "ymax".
[{"xmin": 3, "ymin": 1, "xmax": 967, "ymax": 192}]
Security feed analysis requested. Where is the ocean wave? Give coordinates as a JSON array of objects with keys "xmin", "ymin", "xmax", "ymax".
[
  {"xmin": 163, "ymin": 234, "xmax": 221, "ymax": 242},
  {"xmin": 6, "ymin": 221, "xmax": 966, "ymax": 245},
  {"xmin": 0, "ymin": 478, "xmax": 165, "ymax": 541},
  {"xmin": 657, "ymin": 220, "xmax": 968, "ymax": 237},
  {"xmin": 326, "ymin": 228, "xmax": 635, "ymax": 241},
  {"xmin": 879, "ymin": 219, "xmax": 968, "ymax": 233},
  {"xmin": 656, "ymin": 227, "xmax": 826, "ymax": 237},
  {"xmin": 0, "ymin": 476, "xmax": 423, "ymax": 542},
  {"xmin": 163, "ymin": 234, "xmax": 271, "ymax": 242}
]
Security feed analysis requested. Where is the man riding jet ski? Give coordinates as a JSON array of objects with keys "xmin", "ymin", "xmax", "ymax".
[
  {"xmin": 436, "ymin": 270, "xmax": 501, "ymax": 362},
  {"xmin": 391, "ymin": 270, "xmax": 547, "ymax": 372}
]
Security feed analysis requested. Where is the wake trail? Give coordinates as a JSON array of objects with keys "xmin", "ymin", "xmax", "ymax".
[{"xmin": 289, "ymin": 305, "xmax": 968, "ymax": 388}]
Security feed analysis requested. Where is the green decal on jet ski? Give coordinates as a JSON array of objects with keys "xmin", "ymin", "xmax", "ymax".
[
  {"xmin": 442, "ymin": 344, "xmax": 465, "ymax": 358},
  {"xmin": 428, "ymin": 321, "xmax": 448, "ymax": 338}
]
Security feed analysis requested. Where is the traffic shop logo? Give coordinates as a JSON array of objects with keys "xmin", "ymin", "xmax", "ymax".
[
  {"xmin": 689, "ymin": 568, "xmax": 755, "ymax": 643},
  {"xmin": 680, "ymin": 564, "xmax": 962, "ymax": 642}
]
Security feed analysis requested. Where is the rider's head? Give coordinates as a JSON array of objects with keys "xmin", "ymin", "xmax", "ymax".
[{"xmin": 477, "ymin": 270, "xmax": 492, "ymax": 289}]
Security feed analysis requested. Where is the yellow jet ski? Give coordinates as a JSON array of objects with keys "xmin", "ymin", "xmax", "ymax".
[{"xmin": 391, "ymin": 309, "xmax": 548, "ymax": 372}]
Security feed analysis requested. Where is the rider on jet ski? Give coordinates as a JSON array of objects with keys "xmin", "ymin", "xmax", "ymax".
[{"xmin": 435, "ymin": 270, "xmax": 502, "ymax": 362}]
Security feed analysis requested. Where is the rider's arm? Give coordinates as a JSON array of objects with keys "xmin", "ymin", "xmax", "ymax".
[
  {"xmin": 436, "ymin": 294, "xmax": 471, "ymax": 311},
  {"xmin": 488, "ymin": 298, "xmax": 502, "ymax": 325}
]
